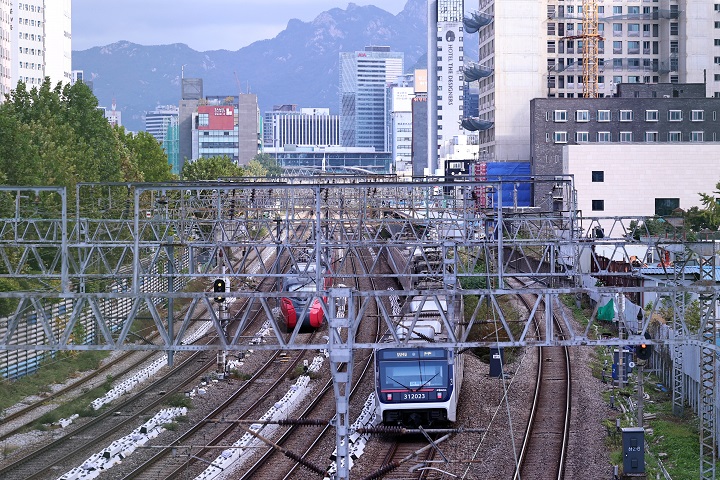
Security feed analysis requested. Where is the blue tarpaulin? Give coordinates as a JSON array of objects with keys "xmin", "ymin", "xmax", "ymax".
[{"xmin": 483, "ymin": 162, "xmax": 532, "ymax": 207}]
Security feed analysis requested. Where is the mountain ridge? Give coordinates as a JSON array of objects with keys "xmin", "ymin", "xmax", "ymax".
[{"xmin": 72, "ymin": 0, "xmax": 477, "ymax": 132}]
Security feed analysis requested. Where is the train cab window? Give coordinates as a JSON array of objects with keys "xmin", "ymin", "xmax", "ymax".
[{"xmin": 379, "ymin": 362, "xmax": 446, "ymax": 390}]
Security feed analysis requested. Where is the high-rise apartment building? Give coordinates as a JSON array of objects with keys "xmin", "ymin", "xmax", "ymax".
[
  {"xmin": 0, "ymin": 0, "xmax": 11, "ymax": 101},
  {"xmin": 340, "ymin": 46, "xmax": 403, "ymax": 152},
  {"xmin": 12, "ymin": 0, "xmax": 72, "ymax": 89},
  {"xmin": 473, "ymin": 0, "xmax": 716, "ymax": 164}
]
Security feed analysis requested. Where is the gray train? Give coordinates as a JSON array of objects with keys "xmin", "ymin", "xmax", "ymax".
[{"xmin": 375, "ymin": 243, "xmax": 465, "ymax": 427}]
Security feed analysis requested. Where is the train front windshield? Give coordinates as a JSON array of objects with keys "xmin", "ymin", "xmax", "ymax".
[{"xmin": 379, "ymin": 361, "xmax": 447, "ymax": 390}]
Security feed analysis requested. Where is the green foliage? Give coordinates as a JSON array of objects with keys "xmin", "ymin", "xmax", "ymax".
[
  {"xmin": 116, "ymin": 127, "xmax": 174, "ymax": 182},
  {"xmin": 0, "ymin": 351, "xmax": 113, "ymax": 430},
  {"xmin": 628, "ymin": 218, "xmax": 676, "ymax": 240},
  {"xmin": 0, "ymin": 78, "xmax": 142, "ymax": 195},
  {"xmin": 698, "ymin": 181, "xmax": 720, "ymax": 229},
  {"xmin": 166, "ymin": 393, "xmax": 193, "ymax": 409},
  {"xmin": 250, "ymin": 153, "xmax": 284, "ymax": 177},
  {"xmin": 181, "ymin": 155, "xmax": 244, "ymax": 181},
  {"xmin": 0, "ymin": 350, "xmax": 109, "ymax": 413},
  {"xmin": 0, "ymin": 277, "xmax": 21, "ymax": 316}
]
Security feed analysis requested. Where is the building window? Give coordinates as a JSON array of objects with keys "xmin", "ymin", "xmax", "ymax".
[
  {"xmin": 592, "ymin": 171, "xmax": 604, "ymax": 182},
  {"xmin": 576, "ymin": 110, "xmax": 589, "ymax": 122},
  {"xmin": 692, "ymin": 110, "xmax": 705, "ymax": 121},
  {"xmin": 576, "ymin": 131, "xmax": 589, "ymax": 142},
  {"xmin": 597, "ymin": 131, "xmax": 611, "ymax": 142},
  {"xmin": 670, "ymin": 23, "xmax": 679, "ymax": 36},
  {"xmin": 668, "ymin": 131, "xmax": 682, "ymax": 142},
  {"xmin": 592, "ymin": 200, "xmax": 605, "ymax": 211},
  {"xmin": 597, "ymin": 110, "xmax": 611, "ymax": 122},
  {"xmin": 620, "ymin": 110, "xmax": 633, "ymax": 121},
  {"xmin": 691, "ymin": 131, "xmax": 704, "ymax": 142},
  {"xmin": 198, "ymin": 114, "xmax": 209, "ymax": 127},
  {"xmin": 645, "ymin": 110, "xmax": 658, "ymax": 121},
  {"xmin": 620, "ymin": 131, "xmax": 633, "ymax": 142},
  {"xmin": 655, "ymin": 198, "xmax": 679, "ymax": 216},
  {"xmin": 554, "ymin": 132, "xmax": 568, "ymax": 143},
  {"xmin": 645, "ymin": 131, "xmax": 659, "ymax": 142},
  {"xmin": 554, "ymin": 110, "xmax": 567, "ymax": 122},
  {"xmin": 668, "ymin": 110, "xmax": 683, "ymax": 121}
]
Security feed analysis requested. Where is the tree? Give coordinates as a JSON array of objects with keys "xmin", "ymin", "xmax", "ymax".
[
  {"xmin": 242, "ymin": 159, "xmax": 268, "ymax": 178},
  {"xmin": 116, "ymin": 127, "xmax": 174, "ymax": 182},
  {"xmin": 252, "ymin": 153, "xmax": 283, "ymax": 177},
  {"xmin": 698, "ymin": 181, "xmax": 720, "ymax": 230},
  {"xmin": 0, "ymin": 78, "xmax": 139, "ymax": 189},
  {"xmin": 181, "ymin": 156, "xmax": 244, "ymax": 181}
]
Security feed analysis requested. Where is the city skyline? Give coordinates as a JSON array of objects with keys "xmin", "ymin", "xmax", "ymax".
[{"xmin": 71, "ymin": 0, "xmax": 408, "ymax": 52}]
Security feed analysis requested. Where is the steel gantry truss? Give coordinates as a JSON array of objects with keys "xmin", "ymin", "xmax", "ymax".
[{"xmin": 0, "ymin": 178, "xmax": 718, "ymax": 479}]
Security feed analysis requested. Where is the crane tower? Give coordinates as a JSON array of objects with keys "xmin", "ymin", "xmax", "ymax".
[{"xmin": 581, "ymin": 0, "xmax": 600, "ymax": 98}]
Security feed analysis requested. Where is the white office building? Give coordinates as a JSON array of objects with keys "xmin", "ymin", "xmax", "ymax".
[
  {"xmin": 146, "ymin": 105, "xmax": 179, "ymax": 144},
  {"xmin": 473, "ymin": 0, "xmax": 716, "ymax": 163},
  {"xmin": 435, "ymin": 0, "xmax": 466, "ymax": 175},
  {"xmin": 263, "ymin": 107, "xmax": 340, "ymax": 148},
  {"xmin": 390, "ymin": 87, "xmax": 414, "ymax": 176}
]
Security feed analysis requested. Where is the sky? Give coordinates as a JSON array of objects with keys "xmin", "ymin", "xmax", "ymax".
[{"xmin": 72, "ymin": 0, "xmax": 409, "ymax": 52}]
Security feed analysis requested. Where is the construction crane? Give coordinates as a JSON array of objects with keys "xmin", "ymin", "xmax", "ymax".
[
  {"xmin": 581, "ymin": 0, "xmax": 601, "ymax": 98},
  {"xmin": 560, "ymin": 0, "xmax": 601, "ymax": 97},
  {"xmin": 234, "ymin": 71, "xmax": 241, "ymax": 95}
]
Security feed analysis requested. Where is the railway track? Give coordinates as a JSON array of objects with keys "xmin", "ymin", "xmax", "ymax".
[
  {"xmin": 120, "ymin": 344, "xmax": 313, "ymax": 478},
  {"xmin": 0, "ymin": 242, "xmax": 280, "ymax": 479},
  {"xmin": 239, "ymin": 245, "xmax": 383, "ymax": 479},
  {"xmin": 511, "ymin": 277, "xmax": 571, "ymax": 480},
  {"xmin": 0, "ymin": 238, "xmax": 274, "ymax": 446},
  {"xmin": 0, "ymin": 342, "xmax": 217, "ymax": 479},
  {"xmin": 367, "ymin": 433, "xmax": 448, "ymax": 480},
  {"xmin": 0, "ymin": 349, "xmax": 153, "ymax": 443}
]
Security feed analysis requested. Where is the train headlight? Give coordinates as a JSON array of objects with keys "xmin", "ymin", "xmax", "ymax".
[
  {"xmin": 436, "ymin": 392, "xmax": 443, "ymax": 399},
  {"xmin": 386, "ymin": 393, "xmax": 392, "ymax": 401}
]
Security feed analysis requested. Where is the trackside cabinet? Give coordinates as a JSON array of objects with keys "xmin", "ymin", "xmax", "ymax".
[
  {"xmin": 489, "ymin": 347, "xmax": 504, "ymax": 378},
  {"xmin": 621, "ymin": 427, "xmax": 645, "ymax": 477}
]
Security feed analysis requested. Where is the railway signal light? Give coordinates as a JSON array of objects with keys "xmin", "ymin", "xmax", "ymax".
[
  {"xmin": 636, "ymin": 332, "xmax": 652, "ymax": 361},
  {"xmin": 214, "ymin": 278, "xmax": 226, "ymax": 303}
]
